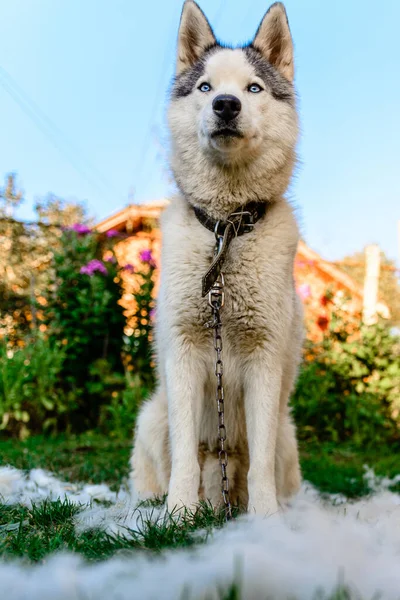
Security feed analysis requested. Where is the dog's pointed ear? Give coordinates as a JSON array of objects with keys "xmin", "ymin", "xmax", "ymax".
[
  {"xmin": 176, "ymin": 1, "xmax": 216, "ymax": 75},
  {"xmin": 252, "ymin": 3, "xmax": 294, "ymax": 82}
]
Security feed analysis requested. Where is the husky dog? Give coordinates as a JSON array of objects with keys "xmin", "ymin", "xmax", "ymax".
[{"xmin": 131, "ymin": 1, "xmax": 303, "ymax": 515}]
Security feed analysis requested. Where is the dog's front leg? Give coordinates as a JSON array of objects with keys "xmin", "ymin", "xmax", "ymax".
[
  {"xmin": 244, "ymin": 352, "xmax": 281, "ymax": 515},
  {"xmin": 166, "ymin": 340, "xmax": 203, "ymax": 513}
]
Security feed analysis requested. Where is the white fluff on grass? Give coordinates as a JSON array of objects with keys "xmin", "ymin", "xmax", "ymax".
[
  {"xmin": 0, "ymin": 466, "xmax": 400, "ymax": 599},
  {"xmin": 0, "ymin": 465, "xmax": 152, "ymax": 534},
  {"xmin": 0, "ymin": 466, "xmax": 122, "ymax": 507}
]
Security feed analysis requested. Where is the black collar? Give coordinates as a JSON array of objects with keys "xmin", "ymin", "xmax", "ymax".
[
  {"xmin": 192, "ymin": 201, "xmax": 268, "ymax": 296},
  {"xmin": 193, "ymin": 200, "xmax": 267, "ymax": 237}
]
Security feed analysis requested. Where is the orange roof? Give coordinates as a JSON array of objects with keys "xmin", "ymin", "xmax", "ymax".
[
  {"xmin": 96, "ymin": 200, "xmax": 169, "ymax": 233},
  {"xmin": 297, "ymin": 241, "xmax": 363, "ymax": 300}
]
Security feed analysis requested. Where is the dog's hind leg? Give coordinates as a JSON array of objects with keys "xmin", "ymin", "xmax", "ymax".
[
  {"xmin": 275, "ymin": 413, "xmax": 301, "ymax": 501},
  {"xmin": 130, "ymin": 388, "xmax": 170, "ymax": 500},
  {"xmin": 275, "ymin": 369, "xmax": 302, "ymax": 502},
  {"xmin": 276, "ymin": 306, "xmax": 303, "ymax": 502}
]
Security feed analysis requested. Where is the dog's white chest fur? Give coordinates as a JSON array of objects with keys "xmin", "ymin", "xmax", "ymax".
[{"xmin": 156, "ymin": 195, "xmax": 301, "ymax": 451}]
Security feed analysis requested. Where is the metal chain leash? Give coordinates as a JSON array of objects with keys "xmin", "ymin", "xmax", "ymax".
[{"xmin": 205, "ymin": 230, "xmax": 233, "ymax": 521}]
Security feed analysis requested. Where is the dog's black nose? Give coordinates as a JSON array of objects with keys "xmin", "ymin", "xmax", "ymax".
[{"xmin": 212, "ymin": 94, "xmax": 241, "ymax": 122}]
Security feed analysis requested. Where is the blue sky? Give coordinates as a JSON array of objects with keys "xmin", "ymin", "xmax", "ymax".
[{"xmin": 1, "ymin": 0, "xmax": 399, "ymax": 263}]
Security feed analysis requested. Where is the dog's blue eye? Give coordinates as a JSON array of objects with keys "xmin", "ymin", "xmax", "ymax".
[
  {"xmin": 199, "ymin": 82, "xmax": 211, "ymax": 92},
  {"xmin": 248, "ymin": 84, "xmax": 262, "ymax": 93}
]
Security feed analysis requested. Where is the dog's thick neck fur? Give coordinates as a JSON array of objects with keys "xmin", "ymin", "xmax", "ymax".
[{"xmin": 170, "ymin": 137, "xmax": 296, "ymax": 219}]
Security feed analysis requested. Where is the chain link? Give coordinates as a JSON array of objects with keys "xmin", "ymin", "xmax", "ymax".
[{"xmin": 206, "ymin": 255, "xmax": 232, "ymax": 521}]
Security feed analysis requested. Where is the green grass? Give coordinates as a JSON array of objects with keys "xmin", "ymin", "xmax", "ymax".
[
  {"xmin": 0, "ymin": 432, "xmax": 132, "ymax": 491},
  {"xmin": 0, "ymin": 496, "xmax": 232, "ymax": 563},
  {"xmin": 0, "ymin": 433, "xmax": 399, "ymax": 567},
  {"xmin": 300, "ymin": 441, "xmax": 400, "ymax": 496},
  {"xmin": 1, "ymin": 432, "xmax": 398, "ymax": 496},
  {"xmin": 0, "ymin": 432, "xmax": 236, "ymax": 563}
]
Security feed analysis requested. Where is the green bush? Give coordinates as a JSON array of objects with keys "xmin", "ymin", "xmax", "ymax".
[
  {"xmin": 0, "ymin": 230, "xmax": 158, "ymax": 437},
  {"xmin": 292, "ymin": 311, "xmax": 400, "ymax": 447},
  {"xmin": 99, "ymin": 372, "xmax": 151, "ymax": 440},
  {"xmin": 0, "ymin": 336, "xmax": 149, "ymax": 439},
  {"xmin": 125, "ymin": 249, "xmax": 156, "ymax": 389},
  {"xmin": 0, "ymin": 336, "xmax": 69, "ymax": 438},
  {"xmin": 42, "ymin": 225, "xmax": 127, "ymax": 429}
]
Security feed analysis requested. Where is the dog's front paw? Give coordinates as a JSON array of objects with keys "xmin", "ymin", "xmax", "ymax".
[
  {"xmin": 167, "ymin": 491, "xmax": 199, "ymax": 514},
  {"xmin": 167, "ymin": 472, "xmax": 200, "ymax": 514},
  {"xmin": 248, "ymin": 487, "xmax": 279, "ymax": 516}
]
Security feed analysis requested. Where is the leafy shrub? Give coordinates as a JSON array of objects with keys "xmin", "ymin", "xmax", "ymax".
[
  {"xmin": 0, "ymin": 336, "xmax": 69, "ymax": 438},
  {"xmin": 125, "ymin": 249, "xmax": 156, "ymax": 389},
  {"xmin": 0, "ymin": 338, "xmax": 149, "ymax": 439},
  {"xmin": 99, "ymin": 372, "xmax": 151, "ymax": 440},
  {"xmin": 42, "ymin": 225, "xmax": 127, "ymax": 429},
  {"xmin": 0, "ymin": 179, "xmax": 91, "ymax": 347},
  {"xmin": 0, "ymin": 231, "xmax": 158, "ymax": 437},
  {"xmin": 292, "ymin": 306, "xmax": 400, "ymax": 446}
]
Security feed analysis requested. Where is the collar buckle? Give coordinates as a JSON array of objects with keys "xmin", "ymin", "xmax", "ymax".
[{"xmin": 228, "ymin": 210, "xmax": 255, "ymax": 234}]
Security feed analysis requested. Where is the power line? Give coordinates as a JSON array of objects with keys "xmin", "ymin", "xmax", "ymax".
[
  {"xmin": 0, "ymin": 66, "xmax": 112, "ymax": 191},
  {"xmin": 0, "ymin": 75, "xmax": 103, "ymax": 195},
  {"xmin": 0, "ymin": 66, "xmax": 116, "ymax": 198},
  {"xmin": 133, "ymin": 5, "xmax": 180, "ymax": 200}
]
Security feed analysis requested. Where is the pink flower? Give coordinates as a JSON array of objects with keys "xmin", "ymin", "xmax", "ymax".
[
  {"xmin": 297, "ymin": 283, "xmax": 311, "ymax": 301},
  {"xmin": 71, "ymin": 223, "xmax": 91, "ymax": 235},
  {"xmin": 139, "ymin": 249, "xmax": 153, "ymax": 263},
  {"xmin": 105, "ymin": 255, "xmax": 117, "ymax": 263},
  {"xmin": 123, "ymin": 263, "xmax": 135, "ymax": 273},
  {"xmin": 80, "ymin": 259, "xmax": 107, "ymax": 276},
  {"xmin": 106, "ymin": 229, "xmax": 120, "ymax": 238},
  {"xmin": 149, "ymin": 308, "xmax": 156, "ymax": 319}
]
